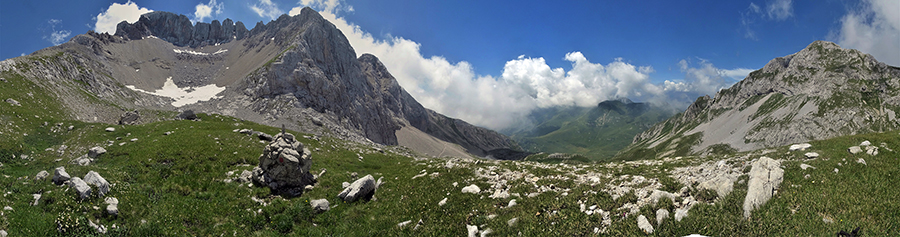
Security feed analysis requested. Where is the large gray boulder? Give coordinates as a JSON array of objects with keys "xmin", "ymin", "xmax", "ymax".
[
  {"xmin": 118, "ymin": 110, "xmax": 140, "ymax": 125},
  {"xmin": 68, "ymin": 177, "xmax": 92, "ymax": 200},
  {"xmin": 337, "ymin": 175, "xmax": 376, "ymax": 202},
  {"xmin": 53, "ymin": 167, "xmax": 71, "ymax": 185},
  {"xmin": 88, "ymin": 146, "xmax": 107, "ymax": 158},
  {"xmin": 84, "ymin": 171, "xmax": 110, "ymax": 197},
  {"xmin": 743, "ymin": 157, "xmax": 783, "ymax": 218},
  {"xmin": 252, "ymin": 132, "xmax": 315, "ymax": 195}
]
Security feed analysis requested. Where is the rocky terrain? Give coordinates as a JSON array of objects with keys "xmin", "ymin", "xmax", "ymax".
[
  {"xmin": 0, "ymin": 7, "xmax": 518, "ymax": 159},
  {"xmin": 2, "ymin": 6, "xmax": 899, "ymax": 236},
  {"xmin": 622, "ymin": 41, "xmax": 900, "ymax": 159}
]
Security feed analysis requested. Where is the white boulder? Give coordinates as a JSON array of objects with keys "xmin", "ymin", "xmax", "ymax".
[
  {"xmin": 637, "ymin": 215, "xmax": 654, "ymax": 234},
  {"xmin": 88, "ymin": 146, "xmax": 107, "ymax": 158},
  {"xmin": 743, "ymin": 157, "xmax": 783, "ymax": 218},
  {"xmin": 84, "ymin": 171, "xmax": 110, "ymax": 198},
  {"xmin": 848, "ymin": 146, "xmax": 862, "ymax": 154},
  {"xmin": 657, "ymin": 209, "xmax": 670, "ymax": 225},
  {"xmin": 337, "ymin": 175, "xmax": 376, "ymax": 202},
  {"xmin": 461, "ymin": 184, "xmax": 481, "ymax": 194},
  {"xmin": 310, "ymin": 199, "xmax": 330, "ymax": 213},
  {"xmin": 789, "ymin": 143, "xmax": 811, "ymax": 151}
]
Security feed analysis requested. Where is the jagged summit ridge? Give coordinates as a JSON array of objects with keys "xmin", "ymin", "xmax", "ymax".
[{"xmin": 623, "ymin": 40, "xmax": 900, "ymax": 158}]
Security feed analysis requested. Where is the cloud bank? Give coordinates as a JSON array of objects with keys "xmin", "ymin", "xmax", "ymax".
[
  {"xmin": 833, "ymin": 0, "xmax": 900, "ymax": 66},
  {"xmin": 193, "ymin": 0, "xmax": 224, "ymax": 23},
  {"xmin": 94, "ymin": 0, "xmax": 153, "ymax": 34},
  {"xmin": 288, "ymin": 1, "xmax": 749, "ymax": 130}
]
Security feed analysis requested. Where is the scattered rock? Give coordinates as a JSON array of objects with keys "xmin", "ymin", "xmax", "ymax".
[
  {"xmin": 480, "ymin": 228, "xmax": 492, "ymax": 237},
  {"xmin": 0, "ymin": 229, "xmax": 6, "ymax": 237},
  {"xmin": 507, "ymin": 217, "xmax": 518, "ymax": 227},
  {"xmin": 856, "ymin": 158, "xmax": 867, "ymax": 165},
  {"xmin": 466, "ymin": 225, "xmax": 478, "ymax": 237},
  {"xmin": 341, "ymin": 182, "xmax": 350, "ymax": 189},
  {"xmin": 72, "ymin": 154, "xmax": 93, "ymax": 166},
  {"xmin": 789, "ymin": 143, "xmax": 811, "ymax": 151},
  {"xmin": 32, "ymin": 193, "xmax": 41, "ymax": 206},
  {"xmin": 804, "ymin": 152, "xmax": 819, "ymax": 159},
  {"xmin": 53, "ymin": 167, "xmax": 71, "ymax": 185},
  {"xmin": 2, "ymin": 206, "xmax": 11, "ymax": 211},
  {"xmin": 35, "ymin": 170, "xmax": 49, "ymax": 180},
  {"xmin": 800, "ymin": 164, "xmax": 816, "ymax": 170},
  {"xmin": 68, "ymin": 177, "xmax": 92, "ymax": 200},
  {"xmin": 88, "ymin": 218, "xmax": 107, "ymax": 234},
  {"xmin": 657, "ymin": 209, "xmax": 669, "ymax": 225},
  {"xmin": 118, "ymin": 110, "xmax": 140, "ymax": 125},
  {"xmin": 105, "ymin": 127, "xmax": 115, "ymax": 132},
  {"xmin": 860, "ymin": 141, "xmax": 871, "ymax": 147},
  {"xmin": 397, "ymin": 220, "xmax": 412, "ymax": 228},
  {"xmin": 236, "ymin": 170, "xmax": 252, "ymax": 183},
  {"xmin": 5, "ymin": 98, "xmax": 20, "ymax": 106},
  {"xmin": 675, "ymin": 208, "xmax": 689, "ymax": 221},
  {"xmin": 865, "ymin": 146, "xmax": 878, "ymax": 156},
  {"xmin": 507, "ymin": 199, "xmax": 517, "ymax": 208},
  {"xmin": 257, "ymin": 132, "xmax": 274, "ymax": 141},
  {"xmin": 461, "ymin": 184, "xmax": 481, "ymax": 194},
  {"xmin": 438, "ymin": 197, "xmax": 448, "ymax": 206},
  {"xmin": 848, "ymin": 146, "xmax": 862, "ymax": 154},
  {"xmin": 310, "ymin": 199, "xmax": 330, "ymax": 213},
  {"xmin": 252, "ymin": 132, "xmax": 315, "ymax": 196},
  {"xmin": 177, "ymin": 110, "xmax": 198, "ymax": 120},
  {"xmin": 637, "ymin": 215, "xmax": 654, "ymax": 234},
  {"xmin": 88, "ymin": 146, "xmax": 107, "ymax": 158},
  {"xmin": 106, "ymin": 197, "xmax": 119, "ymax": 216},
  {"xmin": 337, "ymin": 175, "xmax": 376, "ymax": 202},
  {"xmin": 84, "ymin": 171, "xmax": 110, "ymax": 197},
  {"xmin": 743, "ymin": 157, "xmax": 783, "ymax": 218}
]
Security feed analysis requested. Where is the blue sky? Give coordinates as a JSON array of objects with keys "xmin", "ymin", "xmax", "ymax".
[{"xmin": 1, "ymin": 0, "xmax": 897, "ymax": 129}]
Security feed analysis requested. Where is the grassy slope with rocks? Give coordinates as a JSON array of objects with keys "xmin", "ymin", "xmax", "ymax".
[
  {"xmin": 3, "ymin": 43, "xmax": 899, "ymax": 235},
  {"xmin": 3, "ymin": 65, "xmax": 898, "ymax": 235}
]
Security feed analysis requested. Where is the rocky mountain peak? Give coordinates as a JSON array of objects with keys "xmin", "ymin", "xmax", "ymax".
[
  {"xmin": 115, "ymin": 11, "xmax": 250, "ymax": 48},
  {"xmin": 624, "ymin": 41, "xmax": 900, "ymax": 159}
]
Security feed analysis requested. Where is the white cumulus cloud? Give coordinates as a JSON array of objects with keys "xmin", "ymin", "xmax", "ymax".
[
  {"xmin": 93, "ymin": 0, "xmax": 153, "ymax": 34},
  {"xmin": 251, "ymin": 0, "xmax": 282, "ymax": 20},
  {"xmin": 43, "ymin": 19, "xmax": 72, "ymax": 46},
  {"xmin": 291, "ymin": 2, "xmax": 749, "ymax": 130},
  {"xmin": 194, "ymin": 0, "xmax": 224, "ymax": 23},
  {"xmin": 833, "ymin": 0, "xmax": 900, "ymax": 66},
  {"xmin": 766, "ymin": 0, "xmax": 794, "ymax": 21}
]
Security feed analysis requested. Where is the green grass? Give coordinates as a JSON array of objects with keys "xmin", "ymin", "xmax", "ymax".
[{"xmin": 3, "ymin": 67, "xmax": 900, "ymax": 236}]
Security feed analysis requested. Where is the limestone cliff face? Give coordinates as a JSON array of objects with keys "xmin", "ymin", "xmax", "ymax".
[
  {"xmin": 115, "ymin": 11, "xmax": 250, "ymax": 48},
  {"xmin": 624, "ymin": 41, "xmax": 900, "ymax": 159}
]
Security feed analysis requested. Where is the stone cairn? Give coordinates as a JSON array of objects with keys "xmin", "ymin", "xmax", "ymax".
[{"xmin": 252, "ymin": 126, "xmax": 316, "ymax": 196}]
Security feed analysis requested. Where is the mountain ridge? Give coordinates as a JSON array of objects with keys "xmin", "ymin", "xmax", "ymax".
[{"xmin": 620, "ymin": 40, "xmax": 900, "ymax": 159}]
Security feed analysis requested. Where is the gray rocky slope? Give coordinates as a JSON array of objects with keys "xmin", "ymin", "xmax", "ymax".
[
  {"xmin": 620, "ymin": 41, "xmax": 900, "ymax": 159},
  {"xmin": 0, "ymin": 7, "xmax": 517, "ymax": 158}
]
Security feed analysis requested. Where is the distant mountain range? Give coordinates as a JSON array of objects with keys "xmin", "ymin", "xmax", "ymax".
[
  {"xmin": 506, "ymin": 98, "xmax": 675, "ymax": 160},
  {"xmin": 619, "ymin": 41, "xmax": 900, "ymax": 159}
]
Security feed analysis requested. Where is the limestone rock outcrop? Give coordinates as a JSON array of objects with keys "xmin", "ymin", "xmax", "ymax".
[
  {"xmin": 251, "ymin": 131, "xmax": 315, "ymax": 195},
  {"xmin": 743, "ymin": 157, "xmax": 784, "ymax": 218}
]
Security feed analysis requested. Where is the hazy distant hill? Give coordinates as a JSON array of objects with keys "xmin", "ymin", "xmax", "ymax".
[{"xmin": 508, "ymin": 99, "xmax": 675, "ymax": 160}]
